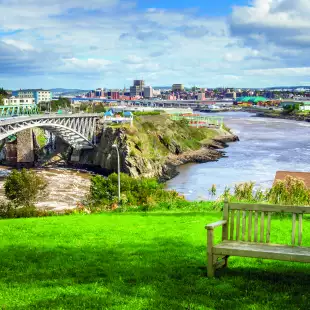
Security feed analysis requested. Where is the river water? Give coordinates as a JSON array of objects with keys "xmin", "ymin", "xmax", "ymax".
[
  {"xmin": 1, "ymin": 112, "xmax": 310, "ymax": 207},
  {"xmin": 166, "ymin": 112, "xmax": 310, "ymax": 200}
]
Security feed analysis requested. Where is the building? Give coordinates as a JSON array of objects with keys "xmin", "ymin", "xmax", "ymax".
[
  {"xmin": 130, "ymin": 80, "xmax": 145, "ymax": 97},
  {"xmin": 95, "ymin": 88, "xmax": 105, "ymax": 97},
  {"xmin": 12, "ymin": 89, "xmax": 52, "ymax": 104},
  {"xmin": 197, "ymin": 92, "xmax": 206, "ymax": 101},
  {"xmin": 172, "ymin": 84, "xmax": 184, "ymax": 92},
  {"xmin": 4, "ymin": 96, "xmax": 35, "ymax": 105},
  {"xmin": 107, "ymin": 90, "xmax": 120, "ymax": 100},
  {"xmin": 225, "ymin": 92, "xmax": 237, "ymax": 100},
  {"xmin": 144, "ymin": 86, "xmax": 153, "ymax": 98},
  {"xmin": 133, "ymin": 80, "xmax": 145, "ymax": 88}
]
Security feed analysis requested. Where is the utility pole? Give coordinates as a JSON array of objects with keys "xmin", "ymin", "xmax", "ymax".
[{"xmin": 112, "ymin": 144, "xmax": 121, "ymax": 203}]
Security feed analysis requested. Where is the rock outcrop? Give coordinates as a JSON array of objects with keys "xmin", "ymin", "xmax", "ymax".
[{"xmin": 78, "ymin": 117, "xmax": 239, "ymax": 180}]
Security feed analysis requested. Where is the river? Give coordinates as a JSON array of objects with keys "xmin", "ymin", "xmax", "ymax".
[
  {"xmin": 1, "ymin": 112, "xmax": 310, "ymax": 207},
  {"xmin": 166, "ymin": 111, "xmax": 310, "ymax": 200}
]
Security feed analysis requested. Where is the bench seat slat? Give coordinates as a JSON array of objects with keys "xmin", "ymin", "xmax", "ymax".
[{"xmin": 213, "ymin": 241, "xmax": 310, "ymax": 263}]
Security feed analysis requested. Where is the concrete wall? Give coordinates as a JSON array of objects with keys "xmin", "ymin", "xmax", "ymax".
[{"xmin": 17, "ymin": 129, "xmax": 34, "ymax": 165}]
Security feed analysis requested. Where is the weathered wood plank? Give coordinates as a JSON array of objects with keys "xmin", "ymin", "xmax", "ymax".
[
  {"xmin": 248, "ymin": 211, "xmax": 252, "ymax": 242},
  {"xmin": 207, "ymin": 229, "xmax": 214, "ymax": 277},
  {"xmin": 230, "ymin": 210, "xmax": 235, "ymax": 241},
  {"xmin": 292, "ymin": 213, "xmax": 296, "ymax": 246},
  {"xmin": 254, "ymin": 211, "xmax": 258, "ymax": 242},
  {"xmin": 222, "ymin": 200, "xmax": 229, "ymax": 241},
  {"xmin": 260, "ymin": 212, "xmax": 265, "ymax": 243},
  {"xmin": 299, "ymin": 214, "xmax": 303, "ymax": 246},
  {"xmin": 242, "ymin": 211, "xmax": 246, "ymax": 241},
  {"xmin": 206, "ymin": 220, "xmax": 227, "ymax": 230},
  {"xmin": 266, "ymin": 212, "xmax": 272, "ymax": 243},
  {"xmin": 236, "ymin": 211, "xmax": 241, "ymax": 241},
  {"xmin": 229, "ymin": 203, "xmax": 310, "ymax": 214},
  {"xmin": 213, "ymin": 241, "xmax": 310, "ymax": 263}
]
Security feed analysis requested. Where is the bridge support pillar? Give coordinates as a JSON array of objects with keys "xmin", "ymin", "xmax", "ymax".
[
  {"xmin": 71, "ymin": 149, "xmax": 81, "ymax": 162},
  {"xmin": 17, "ymin": 129, "xmax": 34, "ymax": 167}
]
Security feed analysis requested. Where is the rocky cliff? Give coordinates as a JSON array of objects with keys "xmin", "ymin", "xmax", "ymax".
[{"xmin": 78, "ymin": 114, "xmax": 239, "ymax": 180}]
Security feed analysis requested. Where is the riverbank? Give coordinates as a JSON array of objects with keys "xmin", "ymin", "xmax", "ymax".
[
  {"xmin": 167, "ymin": 132, "xmax": 239, "ymax": 169},
  {"xmin": 79, "ymin": 114, "xmax": 239, "ymax": 181},
  {"xmin": 254, "ymin": 109, "xmax": 310, "ymax": 122}
]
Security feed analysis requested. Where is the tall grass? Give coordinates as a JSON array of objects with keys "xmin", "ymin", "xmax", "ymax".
[{"xmin": 218, "ymin": 176, "xmax": 310, "ymax": 206}]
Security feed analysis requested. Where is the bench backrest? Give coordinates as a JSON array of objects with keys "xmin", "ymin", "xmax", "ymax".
[{"xmin": 223, "ymin": 202, "xmax": 310, "ymax": 246}]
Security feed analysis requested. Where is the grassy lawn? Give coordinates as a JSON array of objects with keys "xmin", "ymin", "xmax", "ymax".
[{"xmin": 1, "ymin": 212, "xmax": 310, "ymax": 309}]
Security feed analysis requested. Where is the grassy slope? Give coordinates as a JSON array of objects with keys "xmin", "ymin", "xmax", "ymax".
[
  {"xmin": 1, "ymin": 213, "xmax": 310, "ymax": 309},
  {"xmin": 123, "ymin": 114, "xmax": 219, "ymax": 161}
]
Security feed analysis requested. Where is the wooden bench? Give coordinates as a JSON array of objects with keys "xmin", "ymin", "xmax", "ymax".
[{"xmin": 205, "ymin": 201, "xmax": 310, "ymax": 277}]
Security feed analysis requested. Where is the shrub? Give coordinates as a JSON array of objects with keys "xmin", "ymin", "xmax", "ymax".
[
  {"xmin": 88, "ymin": 173, "xmax": 184, "ymax": 208},
  {"xmin": 4, "ymin": 169, "xmax": 47, "ymax": 206},
  {"xmin": 266, "ymin": 176, "xmax": 310, "ymax": 206},
  {"xmin": 133, "ymin": 111, "xmax": 161, "ymax": 116}
]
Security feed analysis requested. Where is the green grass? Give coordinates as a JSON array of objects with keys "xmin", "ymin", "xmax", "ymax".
[{"xmin": 1, "ymin": 212, "xmax": 310, "ymax": 309}]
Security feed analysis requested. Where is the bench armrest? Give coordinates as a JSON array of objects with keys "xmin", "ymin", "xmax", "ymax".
[{"xmin": 205, "ymin": 220, "xmax": 227, "ymax": 230}]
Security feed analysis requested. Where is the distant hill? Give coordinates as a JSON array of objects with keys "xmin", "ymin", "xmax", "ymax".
[
  {"xmin": 49, "ymin": 88, "xmax": 90, "ymax": 95},
  {"xmin": 265, "ymin": 86, "xmax": 310, "ymax": 90}
]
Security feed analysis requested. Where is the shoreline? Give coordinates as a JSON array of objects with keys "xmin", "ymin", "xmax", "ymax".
[
  {"xmin": 162, "ymin": 132, "xmax": 239, "ymax": 181},
  {"xmin": 255, "ymin": 111, "xmax": 310, "ymax": 122}
]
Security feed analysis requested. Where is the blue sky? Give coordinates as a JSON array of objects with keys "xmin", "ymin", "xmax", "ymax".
[{"xmin": 1, "ymin": 0, "xmax": 310, "ymax": 89}]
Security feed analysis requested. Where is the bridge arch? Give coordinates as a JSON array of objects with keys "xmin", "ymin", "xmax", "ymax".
[{"xmin": 0, "ymin": 115, "xmax": 99, "ymax": 149}]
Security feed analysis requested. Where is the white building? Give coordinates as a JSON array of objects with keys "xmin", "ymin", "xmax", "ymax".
[
  {"xmin": 144, "ymin": 86, "xmax": 153, "ymax": 98},
  {"xmin": 4, "ymin": 96, "xmax": 35, "ymax": 105}
]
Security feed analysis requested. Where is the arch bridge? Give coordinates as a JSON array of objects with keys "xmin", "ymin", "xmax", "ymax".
[{"xmin": 0, "ymin": 114, "xmax": 100, "ymax": 149}]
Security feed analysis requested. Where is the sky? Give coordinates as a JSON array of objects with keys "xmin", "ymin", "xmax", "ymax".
[{"xmin": 0, "ymin": 0, "xmax": 310, "ymax": 89}]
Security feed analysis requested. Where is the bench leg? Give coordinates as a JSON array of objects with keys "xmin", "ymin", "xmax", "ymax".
[
  {"xmin": 207, "ymin": 254, "xmax": 215, "ymax": 277},
  {"xmin": 224, "ymin": 256, "xmax": 229, "ymax": 268},
  {"xmin": 207, "ymin": 230, "xmax": 215, "ymax": 277}
]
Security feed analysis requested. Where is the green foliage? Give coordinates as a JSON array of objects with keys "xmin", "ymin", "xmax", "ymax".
[
  {"xmin": 267, "ymin": 176, "xmax": 310, "ymax": 205},
  {"xmin": 222, "ymin": 176, "xmax": 310, "ymax": 206},
  {"xmin": 133, "ymin": 111, "xmax": 161, "ymax": 116},
  {"xmin": 0, "ymin": 94, "xmax": 4, "ymax": 106},
  {"xmin": 4, "ymin": 169, "xmax": 48, "ymax": 206},
  {"xmin": 0, "ymin": 88, "xmax": 8, "ymax": 96},
  {"xmin": 88, "ymin": 173, "xmax": 185, "ymax": 208}
]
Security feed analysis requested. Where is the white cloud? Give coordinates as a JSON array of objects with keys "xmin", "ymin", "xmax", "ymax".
[
  {"xmin": 1, "ymin": 0, "xmax": 310, "ymax": 88},
  {"xmin": 2, "ymin": 39, "xmax": 35, "ymax": 51}
]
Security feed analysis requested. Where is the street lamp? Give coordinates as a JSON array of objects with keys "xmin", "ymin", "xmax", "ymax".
[{"xmin": 112, "ymin": 144, "xmax": 121, "ymax": 203}]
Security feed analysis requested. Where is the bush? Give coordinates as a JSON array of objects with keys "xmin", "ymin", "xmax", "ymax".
[
  {"xmin": 221, "ymin": 176, "xmax": 310, "ymax": 206},
  {"xmin": 88, "ymin": 173, "xmax": 185, "ymax": 208},
  {"xmin": 4, "ymin": 169, "xmax": 47, "ymax": 206},
  {"xmin": 133, "ymin": 111, "xmax": 161, "ymax": 116}
]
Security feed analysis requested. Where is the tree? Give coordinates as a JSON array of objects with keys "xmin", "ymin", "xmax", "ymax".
[
  {"xmin": 4, "ymin": 169, "xmax": 47, "ymax": 206},
  {"xmin": 0, "ymin": 88, "xmax": 8, "ymax": 96},
  {"xmin": 0, "ymin": 94, "xmax": 4, "ymax": 106}
]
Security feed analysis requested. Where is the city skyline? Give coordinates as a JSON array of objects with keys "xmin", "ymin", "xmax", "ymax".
[{"xmin": 1, "ymin": 0, "xmax": 310, "ymax": 89}]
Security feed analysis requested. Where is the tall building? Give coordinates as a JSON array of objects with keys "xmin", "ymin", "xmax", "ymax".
[
  {"xmin": 134, "ymin": 80, "xmax": 145, "ymax": 88},
  {"xmin": 12, "ymin": 89, "xmax": 52, "ymax": 104},
  {"xmin": 130, "ymin": 80, "xmax": 145, "ymax": 97},
  {"xmin": 95, "ymin": 88, "xmax": 105, "ymax": 97},
  {"xmin": 144, "ymin": 86, "xmax": 153, "ymax": 98},
  {"xmin": 172, "ymin": 84, "xmax": 184, "ymax": 92}
]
